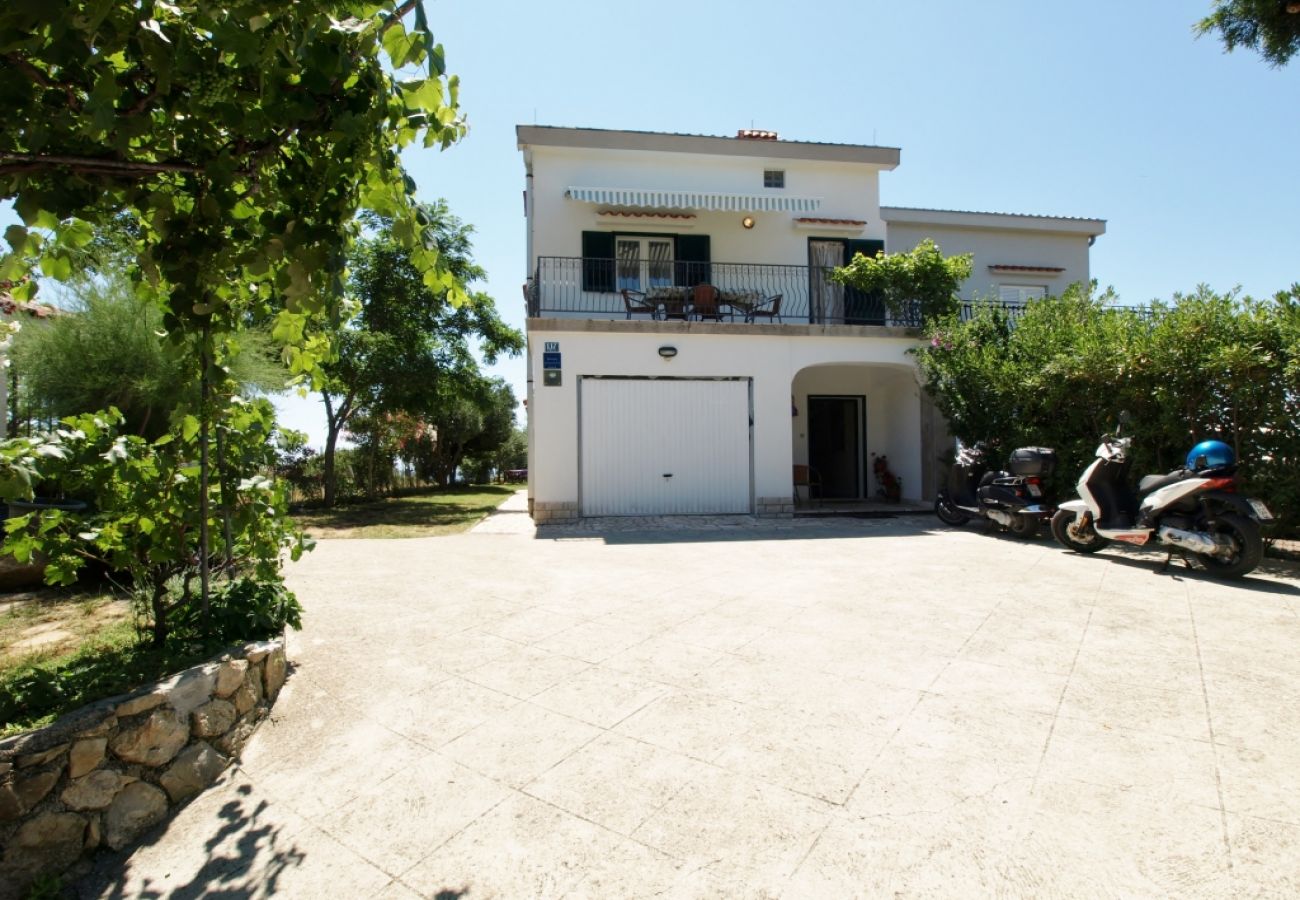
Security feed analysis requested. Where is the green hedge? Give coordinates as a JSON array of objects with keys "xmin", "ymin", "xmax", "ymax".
[{"xmin": 916, "ymin": 284, "xmax": 1300, "ymax": 537}]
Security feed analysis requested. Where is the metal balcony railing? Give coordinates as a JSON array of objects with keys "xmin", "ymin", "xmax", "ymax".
[
  {"xmin": 520, "ymin": 257, "xmax": 1131, "ymax": 327},
  {"xmin": 527, "ymin": 256, "xmax": 920, "ymax": 326}
]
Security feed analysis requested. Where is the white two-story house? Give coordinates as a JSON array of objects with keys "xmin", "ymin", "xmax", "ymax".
[{"xmin": 519, "ymin": 125, "xmax": 1104, "ymax": 522}]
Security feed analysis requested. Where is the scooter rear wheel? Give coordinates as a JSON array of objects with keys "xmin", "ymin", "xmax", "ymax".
[
  {"xmin": 1197, "ymin": 513, "xmax": 1263, "ymax": 580},
  {"xmin": 934, "ymin": 494, "xmax": 970, "ymax": 526},
  {"xmin": 1051, "ymin": 509, "xmax": 1107, "ymax": 553},
  {"xmin": 1010, "ymin": 514, "xmax": 1041, "ymax": 538}
]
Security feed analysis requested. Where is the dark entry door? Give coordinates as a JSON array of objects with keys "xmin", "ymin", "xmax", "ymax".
[{"xmin": 807, "ymin": 396, "xmax": 863, "ymax": 499}]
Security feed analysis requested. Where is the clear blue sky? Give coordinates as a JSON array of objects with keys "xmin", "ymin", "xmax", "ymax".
[{"xmin": 11, "ymin": 2, "xmax": 1300, "ymax": 446}]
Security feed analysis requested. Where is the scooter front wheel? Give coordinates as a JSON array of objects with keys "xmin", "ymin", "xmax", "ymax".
[
  {"xmin": 1051, "ymin": 509, "xmax": 1107, "ymax": 553},
  {"xmin": 934, "ymin": 494, "xmax": 971, "ymax": 526}
]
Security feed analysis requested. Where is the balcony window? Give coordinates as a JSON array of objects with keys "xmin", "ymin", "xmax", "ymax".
[
  {"xmin": 616, "ymin": 237, "xmax": 674, "ymax": 292},
  {"xmin": 997, "ymin": 284, "xmax": 1046, "ymax": 304}
]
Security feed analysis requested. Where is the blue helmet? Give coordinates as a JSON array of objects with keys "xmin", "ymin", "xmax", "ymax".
[{"xmin": 1186, "ymin": 440, "xmax": 1235, "ymax": 472}]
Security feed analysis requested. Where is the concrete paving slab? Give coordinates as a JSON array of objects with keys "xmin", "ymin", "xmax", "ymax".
[{"xmin": 77, "ymin": 512, "xmax": 1300, "ymax": 898}]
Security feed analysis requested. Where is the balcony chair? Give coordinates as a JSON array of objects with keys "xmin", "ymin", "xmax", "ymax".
[
  {"xmin": 793, "ymin": 464, "xmax": 822, "ymax": 507},
  {"xmin": 621, "ymin": 289, "xmax": 659, "ymax": 320},
  {"xmin": 692, "ymin": 284, "xmax": 725, "ymax": 321},
  {"xmin": 747, "ymin": 294, "xmax": 782, "ymax": 323}
]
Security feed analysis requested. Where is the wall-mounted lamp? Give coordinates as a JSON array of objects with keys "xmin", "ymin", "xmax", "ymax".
[
  {"xmin": 742, "ymin": 216, "xmax": 755, "ymax": 230},
  {"xmin": 658, "ymin": 345, "xmax": 678, "ymax": 359}
]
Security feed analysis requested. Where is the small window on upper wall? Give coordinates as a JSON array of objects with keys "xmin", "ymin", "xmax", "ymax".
[
  {"xmin": 763, "ymin": 169, "xmax": 785, "ymax": 188},
  {"xmin": 998, "ymin": 284, "xmax": 1047, "ymax": 303}
]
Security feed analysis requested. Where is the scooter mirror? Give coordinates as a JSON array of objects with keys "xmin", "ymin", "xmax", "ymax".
[{"xmin": 1117, "ymin": 410, "xmax": 1132, "ymax": 425}]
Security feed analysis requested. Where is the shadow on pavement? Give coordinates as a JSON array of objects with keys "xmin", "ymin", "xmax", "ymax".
[
  {"xmin": 1075, "ymin": 543, "xmax": 1300, "ymax": 595},
  {"xmin": 79, "ymin": 783, "xmax": 304, "ymax": 900}
]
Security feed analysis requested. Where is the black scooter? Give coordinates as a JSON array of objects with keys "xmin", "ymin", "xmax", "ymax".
[{"xmin": 935, "ymin": 445, "xmax": 1057, "ymax": 538}]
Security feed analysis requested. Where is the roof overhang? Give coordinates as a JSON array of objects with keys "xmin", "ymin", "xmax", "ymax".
[
  {"xmin": 520, "ymin": 125, "xmax": 900, "ymax": 168},
  {"xmin": 567, "ymin": 186, "xmax": 821, "ymax": 213},
  {"xmin": 881, "ymin": 206, "xmax": 1105, "ymax": 236}
]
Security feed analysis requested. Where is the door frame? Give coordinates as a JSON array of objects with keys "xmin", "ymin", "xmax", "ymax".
[{"xmin": 806, "ymin": 394, "xmax": 866, "ymax": 499}]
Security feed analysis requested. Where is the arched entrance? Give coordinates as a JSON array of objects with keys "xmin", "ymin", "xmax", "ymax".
[{"xmin": 791, "ymin": 363, "xmax": 922, "ymax": 502}]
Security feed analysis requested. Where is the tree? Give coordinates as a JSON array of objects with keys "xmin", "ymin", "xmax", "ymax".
[
  {"xmin": 319, "ymin": 205, "xmax": 522, "ymax": 504},
  {"xmin": 832, "ymin": 239, "xmax": 973, "ymax": 324},
  {"xmin": 12, "ymin": 270, "xmax": 285, "ymax": 438},
  {"xmin": 1, "ymin": 0, "xmax": 464, "ymax": 614},
  {"xmin": 1196, "ymin": 1, "xmax": 1300, "ymax": 67}
]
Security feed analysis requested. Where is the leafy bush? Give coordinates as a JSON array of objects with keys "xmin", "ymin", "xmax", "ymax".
[
  {"xmin": 916, "ymin": 284, "xmax": 1300, "ymax": 536},
  {"xmin": 0, "ymin": 403, "xmax": 312, "ymax": 646},
  {"xmin": 169, "ymin": 577, "xmax": 303, "ymax": 645},
  {"xmin": 833, "ymin": 238, "xmax": 973, "ymax": 323}
]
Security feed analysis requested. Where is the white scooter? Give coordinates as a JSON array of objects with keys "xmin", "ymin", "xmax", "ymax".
[{"xmin": 1051, "ymin": 424, "xmax": 1271, "ymax": 579}]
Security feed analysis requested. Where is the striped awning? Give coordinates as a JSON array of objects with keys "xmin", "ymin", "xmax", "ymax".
[{"xmin": 565, "ymin": 186, "xmax": 821, "ymax": 213}]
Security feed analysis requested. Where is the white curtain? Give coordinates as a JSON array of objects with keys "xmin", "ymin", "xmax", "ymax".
[
  {"xmin": 810, "ymin": 241, "xmax": 845, "ymax": 324},
  {"xmin": 647, "ymin": 239, "xmax": 673, "ymax": 288},
  {"xmin": 616, "ymin": 239, "xmax": 639, "ymax": 291}
]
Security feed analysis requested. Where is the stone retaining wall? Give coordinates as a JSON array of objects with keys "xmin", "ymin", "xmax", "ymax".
[{"xmin": 0, "ymin": 639, "xmax": 287, "ymax": 898}]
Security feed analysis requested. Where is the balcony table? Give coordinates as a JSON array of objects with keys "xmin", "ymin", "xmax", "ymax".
[{"xmin": 718, "ymin": 290, "xmax": 764, "ymax": 321}]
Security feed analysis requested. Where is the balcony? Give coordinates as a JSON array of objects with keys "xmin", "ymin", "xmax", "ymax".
[{"xmin": 528, "ymin": 256, "xmax": 923, "ymax": 327}]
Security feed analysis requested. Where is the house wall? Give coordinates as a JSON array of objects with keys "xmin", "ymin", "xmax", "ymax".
[
  {"xmin": 526, "ymin": 145, "xmax": 888, "ymax": 271},
  {"xmin": 528, "ymin": 324, "xmax": 924, "ymax": 517},
  {"xmin": 885, "ymin": 222, "xmax": 1093, "ymax": 301}
]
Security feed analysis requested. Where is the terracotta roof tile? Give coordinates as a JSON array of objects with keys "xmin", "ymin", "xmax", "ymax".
[
  {"xmin": 794, "ymin": 217, "xmax": 867, "ymax": 226},
  {"xmin": 596, "ymin": 210, "xmax": 697, "ymax": 220}
]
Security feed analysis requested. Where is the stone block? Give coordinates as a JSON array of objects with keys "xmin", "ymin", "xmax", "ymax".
[
  {"xmin": 191, "ymin": 699, "xmax": 237, "ymax": 738},
  {"xmin": 17, "ymin": 743, "xmax": 68, "ymax": 769},
  {"xmin": 214, "ymin": 659, "xmax": 249, "ymax": 698},
  {"xmin": 15, "ymin": 765, "xmax": 62, "ymax": 810},
  {"xmin": 214, "ymin": 715, "xmax": 258, "ymax": 758},
  {"xmin": 61, "ymin": 770, "xmax": 132, "ymax": 811},
  {"xmin": 263, "ymin": 646, "xmax": 287, "ymax": 701},
  {"xmin": 0, "ymin": 782, "xmax": 23, "ymax": 822},
  {"xmin": 104, "ymin": 782, "xmax": 167, "ymax": 851},
  {"xmin": 85, "ymin": 814, "xmax": 101, "ymax": 851},
  {"xmin": 243, "ymin": 641, "xmax": 276, "ymax": 664},
  {"xmin": 157, "ymin": 664, "xmax": 218, "ymax": 719},
  {"xmin": 5, "ymin": 811, "xmax": 86, "ymax": 885},
  {"xmin": 68, "ymin": 738, "xmax": 107, "ymax": 779},
  {"xmin": 110, "ymin": 709, "xmax": 188, "ymax": 767},
  {"xmin": 115, "ymin": 691, "xmax": 165, "ymax": 717},
  {"xmin": 233, "ymin": 666, "xmax": 262, "ymax": 715},
  {"xmin": 74, "ymin": 714, "xmax": 117, "ymax": 739},
  {"xmin": 159, "ymin": 743, "xmax": 228, "ymax": 803}
]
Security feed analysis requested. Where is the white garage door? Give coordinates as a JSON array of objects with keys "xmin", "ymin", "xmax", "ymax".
[{"xmin": 580, "ymin": 377, "xmax": 752, "ymax": 516}]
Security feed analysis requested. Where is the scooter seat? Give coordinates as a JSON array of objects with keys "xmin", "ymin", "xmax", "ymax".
[{"xmin": 1138, "ymin": 469, "xmax": 1189, "ymax": 496}]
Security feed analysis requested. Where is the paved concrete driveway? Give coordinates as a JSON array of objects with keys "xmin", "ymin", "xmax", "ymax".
[{"xmin": 84, "ymin": 497, "xmax": 1300, "ymax": 898}]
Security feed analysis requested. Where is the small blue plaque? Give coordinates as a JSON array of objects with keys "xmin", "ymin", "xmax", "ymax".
[
  {"xmin": 542, "ymin": 352, "xmax": 562, "ymax": 369},
  {"xmin": 543, "ymin": 341, "xmax": 560, "ymax": 352}
]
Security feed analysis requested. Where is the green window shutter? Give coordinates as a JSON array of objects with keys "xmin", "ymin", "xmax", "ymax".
[
  {"xmin": 845, "ymin": 239, "xmax": 884, "ymax": 262},
  {"xmin": 581, "ymin": 231, "xmax": 615, "ymax": 292},
  {"xmin": 675, "ymin": 234, "xmax": 711, "ymax": 287},
  {"xmin": 844, "ymin": 239, "xmax": 886, "ymax": 325}
]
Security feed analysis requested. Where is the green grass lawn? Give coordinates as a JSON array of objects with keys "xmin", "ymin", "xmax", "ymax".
[
  {"xmin": 0, "ymin": 588, "xmax": 222, "ymax": 736},
  {"xmin": 292, "ymin": 485, "xmax": 518, "ymax": 539}
]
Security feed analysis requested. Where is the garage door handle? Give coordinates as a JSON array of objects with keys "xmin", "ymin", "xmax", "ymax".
[{"xmin": 662, "ymin": 473, "xmax": 673, "ymax": 478}]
